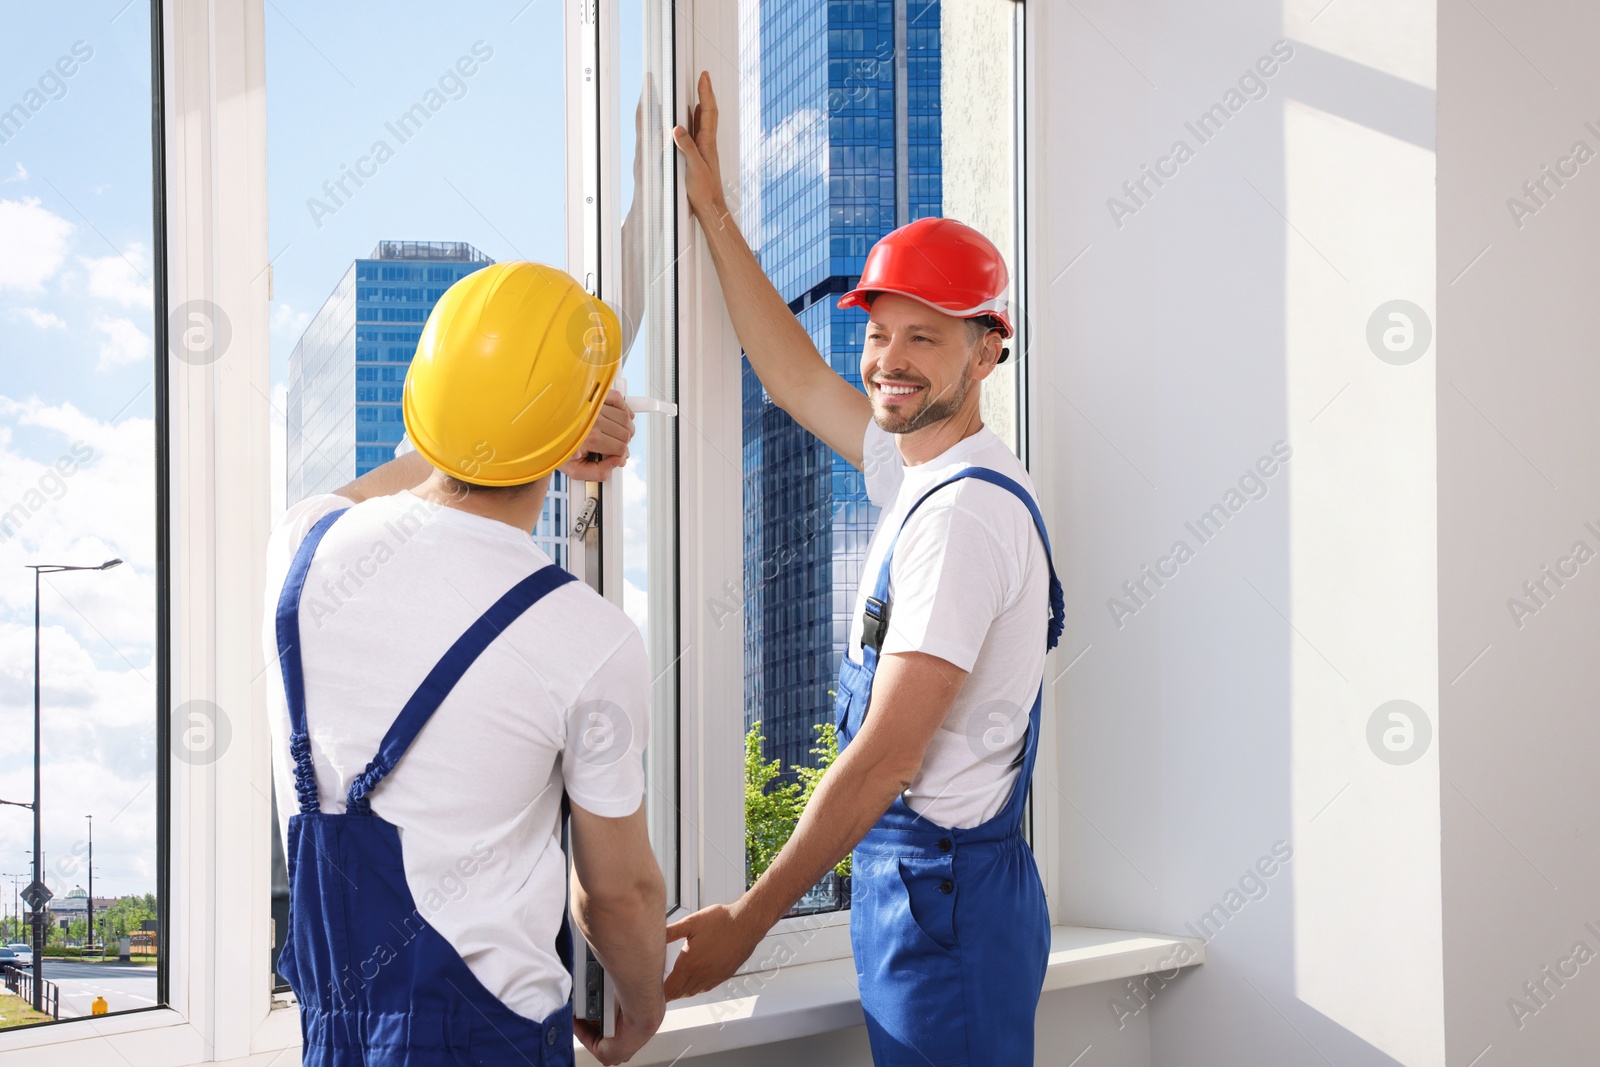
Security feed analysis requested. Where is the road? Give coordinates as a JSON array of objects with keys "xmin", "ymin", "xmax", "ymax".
[{"xmin": 33, "ymin": 959, "xmax": 158, "ymax": 1019}]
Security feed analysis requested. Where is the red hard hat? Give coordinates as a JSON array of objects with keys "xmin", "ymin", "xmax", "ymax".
[{"xmin": 837, "ymin": 217, "xmax": 1013, "ymax": 340}]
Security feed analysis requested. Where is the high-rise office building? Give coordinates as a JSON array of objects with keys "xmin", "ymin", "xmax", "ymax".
[
  {"xmin": 285, "ymin": 240, "xmax": 571, "ymax": 566},
  {"xmin": 739, "ymin": 1, "xmax": 944, "ymax": 905}
]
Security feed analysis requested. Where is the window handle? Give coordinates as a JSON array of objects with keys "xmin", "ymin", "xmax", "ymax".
[
  {"xmin": 616, "ymin": 378, "xmax": 676, "ymax": 416},
  {"xmin": 625, "ymin": 395, "xmax": 676, "ymax": 416}
]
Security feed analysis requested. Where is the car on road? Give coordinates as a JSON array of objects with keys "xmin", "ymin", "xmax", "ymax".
[{"xmin": 3, "ymin": 943, "xmax": 32, "ymax": 968}]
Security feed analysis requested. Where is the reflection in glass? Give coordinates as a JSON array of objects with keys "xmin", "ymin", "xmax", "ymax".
[{"xmin": 614, "ymin": 0, "xmax": 680, "ymax": 913}]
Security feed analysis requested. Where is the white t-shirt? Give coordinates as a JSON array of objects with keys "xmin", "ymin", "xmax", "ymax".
[
  {"xmin": 849, "ymin": 420, "xmax": 1050, "ymax": 828},
  {"xmin": 262, "ymin": 491, "xmax": 648, "ymax": 1022}
]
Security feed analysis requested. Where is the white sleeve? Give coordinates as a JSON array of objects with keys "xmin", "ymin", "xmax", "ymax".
[
  {"xmin": 264, "ymin": 493, "xmax": 352, "ymax": 584},
  {"xmin": 560, "ymin": 628, "xmax": 650, "ymax": 817},
  {"xmin": 879, "ymin": 495, "xmax": 1012, "ymax": 673},
  {"xmin": 394, "ymin": 432, "xmax": 415, "ymax": 458}
]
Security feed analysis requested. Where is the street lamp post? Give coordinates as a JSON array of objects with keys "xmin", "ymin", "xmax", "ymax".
[
  {"xmin": 21, "ymin": 559, "xmax": 121, "ymax": 1011},
  {"xmin": 8, "ymin": 873, "xmax": 22, "ymax": 943},
  {"xmin": 85, "ymin": 815, "xmax": 93, "ymax": 954}
]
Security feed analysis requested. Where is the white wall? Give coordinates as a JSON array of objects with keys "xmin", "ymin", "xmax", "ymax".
[
  {"xmin": 1438, "ymin": 1, "xmax": 1600, "ymax": 1063},
  {"xmin": 1033, "ymin": 1, "xmax": 1445, "ymax": 1064}
]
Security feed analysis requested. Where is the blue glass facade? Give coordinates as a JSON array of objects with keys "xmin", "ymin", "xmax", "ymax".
[
  {"xmin": 286, "ymin": 240, "xmax": 571, "ymax": 566},
  {"xmin": 740, "ymin": 0, "xmax": 943, "ymax": 874}
]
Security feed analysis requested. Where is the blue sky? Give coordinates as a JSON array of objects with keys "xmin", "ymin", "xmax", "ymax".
[
  {"xmin": 263, "ymin": 0, "xmax": 570, "ymax": 389},
  {"xmin": 0, "ymin": 1, "xmax": 162, "ymax": 906},
  {"xmin": 0, "ymin": 0, "xmax": 653, "ymax": 905}
]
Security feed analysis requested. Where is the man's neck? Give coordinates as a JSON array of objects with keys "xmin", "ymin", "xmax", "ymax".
[
  {"xmin": 412, "ymin": 472, "xmax": 550, "ymax": 533},
  {"xmin": 895, "ymin": 403, "xmax": 986, "ymax": 466}
]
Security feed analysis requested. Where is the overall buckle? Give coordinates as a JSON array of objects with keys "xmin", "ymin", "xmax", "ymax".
[{"xmin": 862, "ymin": 596, "xmax": 890, "ymax": 653}]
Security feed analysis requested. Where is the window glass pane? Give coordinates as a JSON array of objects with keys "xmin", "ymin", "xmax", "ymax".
[
  {"xmin": 265, "ymin": 0, "xmax": 567, "ymax": 988},
  {"xmin": 737, "ymin": 0, "xmax": 1021, "ymax": 913},
  {"xmin": 613, "ymin": 0, "xmax": 680, "ymax": 913},
  {"xmin": 0, "ymin": 0, "xmax": 161, "ymax": 1022}
]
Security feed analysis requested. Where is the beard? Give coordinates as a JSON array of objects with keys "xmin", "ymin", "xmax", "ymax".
[{"xmin": 871, "ymin": 362, "xmax": 974, "ymax": 435}]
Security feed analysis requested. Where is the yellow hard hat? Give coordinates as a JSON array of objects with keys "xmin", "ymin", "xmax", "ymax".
[{"xmin": 403, "ymin": 262, "xmax": 623, "ymax": 486}]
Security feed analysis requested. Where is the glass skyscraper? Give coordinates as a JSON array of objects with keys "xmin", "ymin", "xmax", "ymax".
[
  {"xmin": 285, "ymin": 240, "xmax": 571, "ymax": 566},
  {"xmin": 739, "ymin": 1, "xmax": 943, "ymax": 906}
]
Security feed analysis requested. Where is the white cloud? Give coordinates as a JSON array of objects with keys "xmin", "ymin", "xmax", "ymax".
[
  {"xmin": 0, "ymin": 394, "xmax": 159, "ymax": 896},
  {"xmin": 0, "ymin": 197, "xmax": 73, "ymax": 291},
  {"xmin": 271, "ymin": 301, "xmax": 311, "ymax": 338},
  {"xmin": 271, "ymin": 382, "xmax": 287, "ymax": 520},
  {"xmin": 0, "ymin": 395, "xmax": 159, "ymax": 624},
  {"xmin": 81, "ymin": 242, "xmax": 153, "ymax": 309},
  {"xmin": 95, "ymin": 315, "xmax": 152, "ymax": 368},
  {"xmin": 623, "ymin": 576, "xmax": 648, "ymax": 643},
  {"xmin": 760, "ymin": 107, "xmax": 827, "ymax": 179},
  {"xmin": 5, "ymin": 163, "xmax": 26, "ymax": 183},
  {"xmin": 619, "ymin": 458, "xmax": 649, "ymax": 549},
  {"xmin": 8, "ymin": 306, "xmax": 66, "ymax": 330}
]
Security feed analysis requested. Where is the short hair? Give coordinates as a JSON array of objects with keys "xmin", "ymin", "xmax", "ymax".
[{"xmin": 965, "ymin": 315, "xmax": 1003, "ymax": 345}]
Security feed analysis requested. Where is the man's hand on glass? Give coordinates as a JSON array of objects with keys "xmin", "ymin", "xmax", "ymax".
[
  {"xmin": 559, "ymin": 388, "xmax": 635, "ymax": 482},
  {"xmin": 671, "ymin": 71, "xmax": 731, "ymax": 226}
]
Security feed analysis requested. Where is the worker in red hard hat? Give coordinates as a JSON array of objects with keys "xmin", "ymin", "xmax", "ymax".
[{"xmin": 666, "ymin": 73, "xmax": 1063, "ymax": 1067}]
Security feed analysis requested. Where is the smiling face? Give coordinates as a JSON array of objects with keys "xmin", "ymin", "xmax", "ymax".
[{"xmin": 860, "ymin": 292, "xmax": 1001, "ymax": 437}]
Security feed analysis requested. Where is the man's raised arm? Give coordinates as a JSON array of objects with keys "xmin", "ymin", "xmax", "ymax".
[{"xmin": 672, "ymin": 71, "xmax": 872, "ymax": 469}]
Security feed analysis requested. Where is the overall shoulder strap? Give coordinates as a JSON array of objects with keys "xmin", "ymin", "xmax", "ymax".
[
  {"xmin": 274, "ymin": 507, "xmax": 351, "ymax": 815},
  {"xmin": 860, "ymin": 466, "xmax": 1063, "ymax": 659},
  {"xmin": 344, "ymin": 565, "xmax": 578, "ymax": 814}
]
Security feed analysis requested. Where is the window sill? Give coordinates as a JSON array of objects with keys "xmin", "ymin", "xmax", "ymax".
[{"xmin": 587, "ymin": 925, "xmax": 1205, "ymax": 1066}]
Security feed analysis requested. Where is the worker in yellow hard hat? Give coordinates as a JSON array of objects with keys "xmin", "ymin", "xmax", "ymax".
[{"xmin": 263, "ymin": 262, "xmax": 667, "ymax": 1066}]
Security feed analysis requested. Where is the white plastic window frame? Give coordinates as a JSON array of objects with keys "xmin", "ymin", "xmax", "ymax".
[
  {"xmin": 0, "ymin": 1, "xmax": 297, "ymax": 1062},
  {"xmin": 569, "ymin": 0, "xmax": 686, "ymax": 915}
]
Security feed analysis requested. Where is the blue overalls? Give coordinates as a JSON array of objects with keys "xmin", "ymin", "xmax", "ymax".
[
  {"xmin": 835, "ymin": 468, "xmax": 1065, "ymax": 1067},
  {"xmin": 274, "ymin": 508, "xmax": 577, "ymax": 1066}
]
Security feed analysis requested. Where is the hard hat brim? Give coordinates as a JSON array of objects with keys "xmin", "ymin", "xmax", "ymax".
[{"xmin": 837, "ymin": 286, "xmax": 1015, "ymax": 339}]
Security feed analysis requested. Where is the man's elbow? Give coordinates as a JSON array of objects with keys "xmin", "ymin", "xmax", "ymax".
[
  {"xmin": 886, "ymin": 763, "xmax": 919, "ymax": 797},
  {"xmin": 765, "ymin": 379, "xmax": 804, "ymax": 418},
  {"xmin": 584, "ymin": 863, "xmax": 665, "ymax": 913},
  {"xmin": 848, "ymin": 750, "xmax": 921, "ymax": 805}
]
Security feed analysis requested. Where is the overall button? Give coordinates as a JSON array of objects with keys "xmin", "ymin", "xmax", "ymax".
[
  {"xmin": 938, "ymin": 838, "xmax": 952, "ymax": 852},
  {"xmin": 939, "ymin": 879, "xmax": 954, "ymax": 894},
  {"xmin": 546, "ymin": 1027, "xmax": 558, "ymax": 1046}
]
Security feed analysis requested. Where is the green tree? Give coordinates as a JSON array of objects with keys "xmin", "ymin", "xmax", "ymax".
[
  {"xmin": 102, "ymin": 893, "xmax": 156, "ymax": 940},
  {"xmin": 744, "ymin": 721, "xmax": 851, "ymax": 885}
]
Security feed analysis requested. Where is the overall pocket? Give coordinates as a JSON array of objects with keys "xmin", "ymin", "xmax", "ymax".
[{"xmin": 897, "ymin": 856, "xmax": 960, "ymax": 953}]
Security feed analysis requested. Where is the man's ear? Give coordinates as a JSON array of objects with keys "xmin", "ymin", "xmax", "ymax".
[{"xmin": 970, "ymin": 330, "xmax": 1004, "ymax": 382}]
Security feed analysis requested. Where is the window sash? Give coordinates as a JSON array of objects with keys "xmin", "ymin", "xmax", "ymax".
[{"xmin": 670, "ymin": 0, "xmax": 1044, "ymax": 966}]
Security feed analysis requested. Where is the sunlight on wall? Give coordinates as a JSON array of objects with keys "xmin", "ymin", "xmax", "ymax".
[
  {"xmin": 1284, "ymin": 88, "xmax": 1444, "ymax": 1065},
  {"xmin": 1284, "ymin": 0, "xmax": 1436, "ymax": 90}
]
